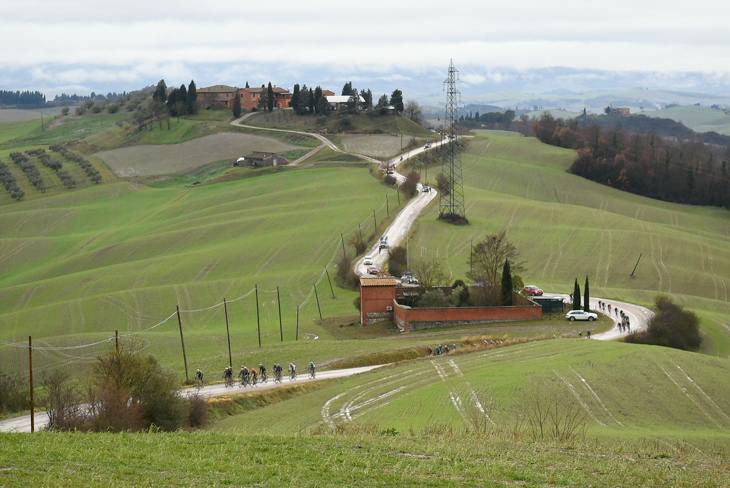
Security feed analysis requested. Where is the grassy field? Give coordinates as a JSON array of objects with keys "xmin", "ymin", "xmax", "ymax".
[
  {"xmin": 409, "ymin": 130, "xmax": 730, "ymax": 358},
  {"xmin": 2, "ymin": 425, "xmax": 727, "ymax": 487},
  {"xmin": 214, "ymin": 340, "xmax": 730, "ymax": 445},
  {"xmin": 640, "ymin": 105, "xmax": 730, "ymax": 135},
  {"xmin": 339, "ymin": 134, "xmax": 404, "ymax": 158},
  {"xmin": 245, "ymin": 110, "xmax": 434, "ymax": 138}
]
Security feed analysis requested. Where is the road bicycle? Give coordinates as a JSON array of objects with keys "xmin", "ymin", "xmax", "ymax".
[
  {"xmin": 260, "ymin": 371, "xmax": 268, "ymax": 383},
  {"xmin": 290, "ymin": 369, "xmax": 297, "ymax": 381},
  {"xmin": 308, "ymin": 366, "xmax": 316, "ymax": 379},
  {"xmin": 274, "ymin": 370, "xmax": 283, "ymax": 383},
  {"xmin": 239, "ymin": 374, "xmax": 249, "ymax": 388}
]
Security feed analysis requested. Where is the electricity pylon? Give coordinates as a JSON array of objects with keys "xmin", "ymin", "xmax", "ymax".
[{"xmin": 439, "ymin": 59, "xmax": 467, "ymax": 223}]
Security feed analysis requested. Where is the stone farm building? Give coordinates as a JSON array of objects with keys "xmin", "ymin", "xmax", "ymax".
[
  {"xmin": 197, "ymin": 85, "xmax": 238, "ymax": 109},
  {"xmin": 235, "ymin": 152, "xmax": 287, "ymax": 167},
  {"xmin": 197, "ymin": 85, "xmax": 292, "ymax": 110},
  {"xmin": 359, "ymin": 278, "xmax": 543, "ymax": 332}
]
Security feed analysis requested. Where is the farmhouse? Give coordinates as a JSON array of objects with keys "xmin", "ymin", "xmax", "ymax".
[
  {"xmin": 359, "ymin": 278, "xmax": 543, "ymax": 331},
  {"xmin": 197, "ymin": 85, "xmax": 238, "ymax": 109},
  {"xmin": 235, "ymin": 152, "xmax": 287, "ymax": 167},
  {"xmin": 325, "ymin": 95, "xmax": 366, "ymax": 110},
  {"xmin": 240, "ymin": 86, "xmax": 292, "ymax": 110},
  {"xmin": 608, "ymin": 107, "xmax": 630, "ymax": 115}
]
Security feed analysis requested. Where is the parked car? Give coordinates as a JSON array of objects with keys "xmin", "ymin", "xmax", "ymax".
[
  {"xmin": 523, "ymin": 285, "xmax": 544, "ymax": 296},
  {"xmin": 566, "ymin": 310, "xmax": 598, "ymax": 322},
  {"xmin": 367, "ymin": 266, "xmax": 379, "ymax": 275},
  {"xmin": 401, "ymin": 275, "xmax": 419, "ymax": 285},
  {"xmin": 363, "ymin": 255, "xmax": 373, "ymax": 265}
]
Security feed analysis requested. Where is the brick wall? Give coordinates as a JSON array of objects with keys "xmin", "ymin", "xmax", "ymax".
[{"xmin": 393, "ymin": 300, "xmax": 542, "ymax": 332}]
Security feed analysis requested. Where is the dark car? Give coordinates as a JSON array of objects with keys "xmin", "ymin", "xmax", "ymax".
[{"xmin": 367, "ymin": 266, "xmax": 379, "ymax": 275}]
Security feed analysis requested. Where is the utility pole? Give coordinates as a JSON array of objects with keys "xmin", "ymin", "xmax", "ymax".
[
  {"xmin": 277, "ymin": 287, "xmax": 283, "ymax": 342},
  {"xmin": 28, "ymin": 336, "xmax": 34, "ymax": 433},
  {"xmin": 176, "ymin": 306, "xmax": 189, "ymax": 383},
  {"xmin": 224, "ymin": 298, "xmax": 232, "ymax": 368},
  {"xmin": 255, "ymin": 285, "xmax": 261, "ymax": 348}
]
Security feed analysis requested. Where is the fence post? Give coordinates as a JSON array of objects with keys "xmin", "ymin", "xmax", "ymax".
[
  {"xmin": 325, "ymin": 267, "xmax": 336, "ymax": 299},
  {"xmin": 224, "ymin": 298, "xmax": 232, "ymax": 368},
  {"xmin": 115, "ymin": 330, "xmax": 119, "ymax": 354},
  {"xmin": 255, "ymin": 285, "xmax": 261, "ymax": 348},
  {"xmin": 296, "ymin": 305, "xmax": 300, "ymax": 341},
  {"xmin": 277, "ymin": 287, "xmax": 283, "ymax": 342},
  {"xmin": 373, "ymin": 210, "xmax": 377, "ymax": 231},
  {"xmin": 176, "ymin": 306, "xmax": 189, "ymax": 383},
  {"xmin": 314, "ymin": 283, "xmax": 322, "ymax": 320},
  {"xmin": 397, "ymin": 189, "xmax": 400, "ymax": 205},
  {"xmin": 341, "ymin": 233, "xmax": 346, "ymax": 259},
  {"xmin": 386, "ymin": 195, "xmax": 389, "ymax": 217},
  {"xmin": 28, "ymin": 336, "xmax": 34, "ymax": 433}
]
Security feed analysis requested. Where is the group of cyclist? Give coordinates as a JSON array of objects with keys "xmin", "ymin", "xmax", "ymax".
[{"xmin": 194, "ymin": 361, "xmax": 317, "ymax": 388}]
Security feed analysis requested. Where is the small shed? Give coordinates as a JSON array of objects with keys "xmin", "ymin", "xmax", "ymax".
[{"xmin": 234, "ymin": 152, "xmax": 287, "ymax": 168}]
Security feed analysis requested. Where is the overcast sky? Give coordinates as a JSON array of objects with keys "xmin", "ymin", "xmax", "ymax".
[{"xmin": 2, "ymin": 0, "xmax": 729, "ymax": 98}]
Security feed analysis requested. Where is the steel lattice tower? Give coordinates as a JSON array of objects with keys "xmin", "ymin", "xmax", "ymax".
[{"xmin": 439, "ymin": 59, "xmax": 467, "ymax": 222}]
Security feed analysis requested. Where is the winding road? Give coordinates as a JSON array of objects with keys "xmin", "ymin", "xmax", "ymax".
[{"xmin": 0, "ymin": 112, "xmax": 654, "ymax": 433}]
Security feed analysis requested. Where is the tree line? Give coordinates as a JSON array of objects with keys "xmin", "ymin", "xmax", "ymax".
[
  {"xmin": 0, "ymin": 90, "xmax": 45, "ymax": 106},
  {"xmin": 133, "ymin": 79, "xmax": 198, "ymax": 131},
  {"xmin": 528, "ymin": 113, "xmax": 730, "ymax": 208},
  {"xmin": 458, "ymin": 110, "xmax": 516, "ymax": 130}
]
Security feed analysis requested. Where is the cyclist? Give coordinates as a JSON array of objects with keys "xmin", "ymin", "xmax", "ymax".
[
  {"xmin": 223, "ymin": 366, "xmax": 234, "ymax": 387},
  {"xmin": 289, "ymin": 362, "xmax": 297, "ymax": 380},
  {"xmin": 259, "ymin": 364, "xmax": 268, "ymax": 383},
  {"xmin": 195, "ymin": 369, "xmax": 204, "ymax": 387},
  {"xmin": 308, "ymin": 361, "xmax": 316, "ymax": 379},
  {"xmin": 274, "ymin": 363, "xmax": 283, "ymax": 383},
  {"xmin": 251, "ymin": 369, "xmax": 259, "ymax": 386},
  {"xmin": 239, "ymin": 366, "xmax": 250, "ymax": 387}
]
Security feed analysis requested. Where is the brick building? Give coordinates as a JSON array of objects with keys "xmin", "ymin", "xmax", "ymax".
[
  {"xmin": 359, "ymin": 278, "xmax": 543, "ymax": 331},
  {"xmin": 240, "ymin": 86, "xmax": 292, "ymax": 110}
]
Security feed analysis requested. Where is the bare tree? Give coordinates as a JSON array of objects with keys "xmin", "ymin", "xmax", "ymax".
[
  {"xmin": 412, "ymin": 256, "xmax": 448, "ymax": 290},
  {"xmin": 467, "ymin": 230, "xmax": 524, "ymax": 304},
  {"xmin": 404, "ymin": 100, "xmax": 423, "ymax": 124}
]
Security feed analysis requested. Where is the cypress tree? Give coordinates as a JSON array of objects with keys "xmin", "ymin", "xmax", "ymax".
[
  {"xmin": 308, "ymin": 88, "xmax": 314, "ymax": 113},
  {"xmin": 232, "ymin": 92, "xmax": 242, "ymax": 118},
  {"xmin": 573, "ymin": 279, "xmax": 581, "ymax": 311},
  {"xmin": 187, "ymin": 80, "xmax": 197, "ymax": 115},
  {"xmin": 584, "ymin": 276, "xmax": 591, "ymax": 312},
  {"xmin": 501, "ymin": 260, "xmax": 513, "ymax": 306},
  {"xmin": 267, "ymin": 82, "xmax": 274, "ymax": 112}
]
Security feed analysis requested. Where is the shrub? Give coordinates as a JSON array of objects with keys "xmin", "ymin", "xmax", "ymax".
[
  {"xmin": 0, "ymin": 370, "xmax": 30, "ymax": 415},
  {"xmin": 387, "ymin": 246, "xmax": 408, "ymax": 277},
  {"xmin": 400, "ymin": 170, "xmax": 421, "ymax": 198},
  {"xmin": 188, "ymin": 391, "xmax": 209, "ymax": 428},
  {"xmin": 624, "ymin": 295, "xmax": 702, "ymax": 351},
  {"xmin": 417, "ymin": 289, "xmax": 451, "ymax": 308},
  {"xmin": 383, "ymin": 174, "xmax": 397, "ymax": 186},
  {"xmin": 87, "ymin": 344, "xmax": 189, "ymax": 432},
  {"xmin": 353, "ymin": 296, "xmax": 361, "ymax": 312},
  {"xmin": 335, "ymin": 255, "xmax": 360, "ymax": 290},
  {"xmin": 42, "ymin": 370, "xmax": 86, "ymax": 431}
]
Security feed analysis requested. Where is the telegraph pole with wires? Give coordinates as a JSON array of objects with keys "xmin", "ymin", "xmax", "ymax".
[{"xmin": 439, "ymin": 59, "xmax": 468, "ymax": 223}]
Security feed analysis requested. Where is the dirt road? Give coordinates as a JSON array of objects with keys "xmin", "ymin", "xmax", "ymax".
[{"xmin": 0, "ymin": 365, "xmax": 383, "ymax": 433}]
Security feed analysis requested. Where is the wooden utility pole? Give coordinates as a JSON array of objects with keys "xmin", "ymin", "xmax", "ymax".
[
  {"xmin": 28, "ymin": 336, "xmax": 34, "ymax": 433},
  {"xmin": 176, "ymin": 306, "xmax": 189, "ymax": 383},
  {"xmin": 224, "ymin": 298, "xmax": 232, "ymax": 368},
  {"xmin": 373, "ymin": 211, "xmax": 377, "ymax": 231},
  {"xmin": 115, "ymin": 330, "xmax": 119, "ymax": 354},
  {"xmin": 296, "ymin": 305, "xmax": 300, "ymax": 340},
  {"xmin": 314, "ymin": 283, "xmax": 322, "ymax": 320},
  {"xmin": 340, "ymin": 233, "xmax": 346, "ymax": 258},
  {"xmin": 325, "ymin": 268, "xmax": 335, "ymax": 299},
  {"xmin": 277, "ymin": 287, "xmax": 283, "ymax": 342},
  {"xmin": 631, "ymin": 253, "xmax": 643, "ymax": 277},
  {"xmin": 255, "ymin": 285, "xmax": 261, "ymax": 348},
  {"xmin": 386, "ymin": 195, "xmax": 389, "ymax": 217}
]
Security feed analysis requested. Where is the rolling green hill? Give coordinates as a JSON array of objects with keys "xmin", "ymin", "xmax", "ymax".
[{"xmin": 641, "ymin": 105, "xmax": 730, "ymax": 135}]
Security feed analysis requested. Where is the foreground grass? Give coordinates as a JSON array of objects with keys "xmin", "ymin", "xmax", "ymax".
[{"xmin": 1, "ymin": 429, "xmax": 726, "ymax": 487}]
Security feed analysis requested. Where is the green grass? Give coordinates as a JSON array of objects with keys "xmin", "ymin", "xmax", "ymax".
[
  {"xmin": 640, "ymin": 105, "xmax": 730, "ymax": 131},
  {"xmin": 2, "ymin": 427, "xmax": 727, "ymax": 487},
  {"xmin": 409, "ymin": 131, "xmax": 730, "ymax": 358},
  {"xmin": 246, "ymin": 110, "xmax": 434, "ymax": 138},
  {"xmin": 215, "ymin": 340, "xmax": 730, "ymax": 445}
]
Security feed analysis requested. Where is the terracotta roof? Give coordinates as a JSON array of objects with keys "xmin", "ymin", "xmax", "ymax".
[
  {"xmin": 242, "ymin": 86, "xmax": 291, "ymax": 94},
  {"xmin": 198, "ymin": 85, "xmax": 238, "ymax": 93},
  {"xmin": 360, "ymin": 277, "xmax": 397, "ymax": 287}
]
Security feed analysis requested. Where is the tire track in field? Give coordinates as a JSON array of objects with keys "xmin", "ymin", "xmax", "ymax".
[
  {"xmin": 706, "ymin": 246, "xmax": 726, "ymax": 301},
  {"xmin": 553, "ymin": 369, "xmax": 606, "ymax": 426},
  {"xmin": 649, "ymin": 234, "xmax": 664, "ymax": 292},
  {"xmin": 669, "ymin": 361, "xmax": 730, "ymax": 425},
  {"xmin": 658, "ymin": 364, "xmax": 723, "ymax": 429},
  {"xmin": 449, "ymin": 358, "xmax": 495, "ymax": 425},
  {"xmin": 347, "ymin": 371, "xmax": 436, "ymax": 422},
  {"xmin": 702, "ymin": 244, "xmax": 719, "ymax": 300},
  {"xmin": 338, "ymin": 369, "xmax": 423, "ymax": 422},
  {"xmin": 570, "ymin": 368, "xmax": 624, "ymax": 427},
  {"xmin": 432, "ymin": 360, "xmax": 468, "ymax": 421}
]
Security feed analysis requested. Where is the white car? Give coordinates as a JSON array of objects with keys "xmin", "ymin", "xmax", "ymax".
[
  {"xmin": 363, "ymin": 255, "xmax": 373, "ymax": 266},
  {"xmin": 566, "ymin": 310, "xmax": 598, "ymax": 322}
]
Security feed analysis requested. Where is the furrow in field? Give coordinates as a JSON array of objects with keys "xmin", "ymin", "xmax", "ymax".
[{"xmin": 432, "ymin": 360, "xmax": 467, "ymax": 421}]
